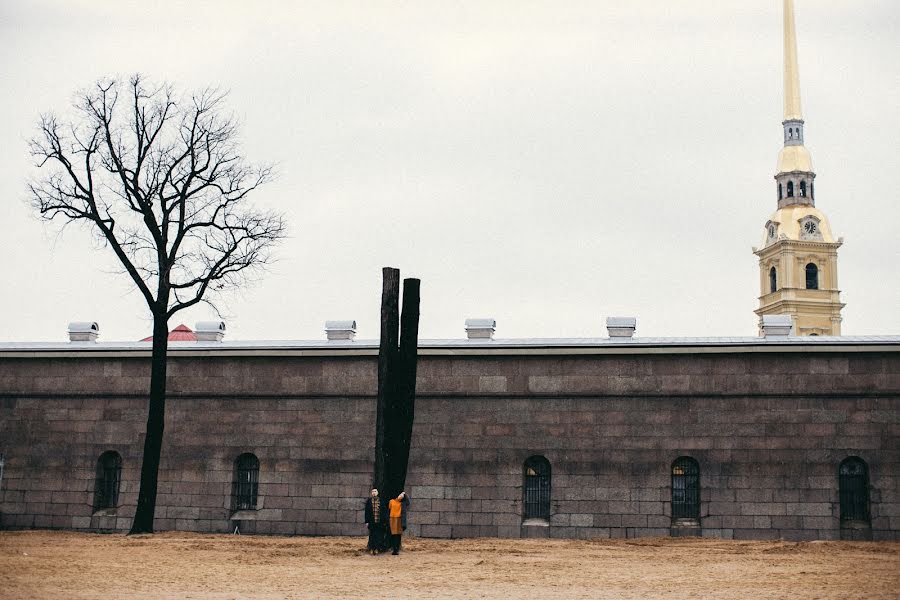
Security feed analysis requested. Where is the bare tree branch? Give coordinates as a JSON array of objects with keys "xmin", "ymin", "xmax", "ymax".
[{"xmin": 28, "ymin": 75, "xmax": 285, "ymax": 316}]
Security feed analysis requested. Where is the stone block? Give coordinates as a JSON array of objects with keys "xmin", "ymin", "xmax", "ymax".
[
  {"xmin": 440, "ymin": 512, "xmax": 473, "ymax": 526},
  {"xmin": 450, "ymin": 525, "xmax": 482, "ymax": 538},
  {"xmin": 71, "ymin": 516, "xmax": 91, "ymax": 529},
  {"xmin": 621, "ymin": 514, "xmax": 648, "ymax": 528},
  {"xmin": 593, "ymin": 514, "xmax": 622, "ymax": 527},
  {"xmin": 703, "ymin": 528, "xmax": 734, "ymax": 539},
  {"xmin": 786, "ymin": 502, "xmax": 832, "ymax": 517},
  {"xmin": 734, "ymin": 528, "xmax": 781, "ymax": 540},
  {"xmin": 411, "ymin": 485, "xmax": 445, "ymax": 499},
  {"xmin": 801, "ymin": 516, "xmax": 836, "ymax": 530},
  {"xmin": 741, "ymin": 502, "xmax": 786, "ymax": 516},
  {"xmin": 431, "ymin": 499, "xmax": 458, "ymax": 512},
  {"xmin": 420, "ymin": 524, "xmax": 452, "ymax": 538},
  {"xmin": 570, "ymin": 513, "xmax": 594, "ymax": 527},
  {"xmin": 478, "ymin": 376, "xmax": 507, "ymax": 393}
]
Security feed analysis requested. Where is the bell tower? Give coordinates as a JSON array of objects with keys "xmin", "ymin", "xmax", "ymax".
[{"xmin": 753, "ymin": 0, "xmax": 844, "ymax": 336}]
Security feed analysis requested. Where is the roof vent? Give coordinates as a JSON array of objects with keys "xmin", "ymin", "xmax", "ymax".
[
  {"xmin": 325, "ymin": 320, "xmax": 357, "ymax": 341},
  {"xmin": 465, "ymin": 318, "xmax": 496, "ymax": 340},
  {"xmin": 761, "ymin": 315, "xmax": 793, "ymax": 338},
  {"xmin": 195, "ymin": 321, "xmax": 226, "ymax": 342},
  {"xmin": 606, "ymin": 317, "xmax": 636, "ymax": 339},
  {"xmin": 68, "ymin": 321, "xmax": 99, "ymax": 343}
]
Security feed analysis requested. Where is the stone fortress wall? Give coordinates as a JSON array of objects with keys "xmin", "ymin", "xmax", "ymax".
[{"xmin": 0, "ymin": 343, "xmax": 898, "ymax": 541}]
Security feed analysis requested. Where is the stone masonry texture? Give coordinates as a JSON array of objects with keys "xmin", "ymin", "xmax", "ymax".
[{"xmin": 0, "ymin": 350, "xmax": 897, "ymax": 541}]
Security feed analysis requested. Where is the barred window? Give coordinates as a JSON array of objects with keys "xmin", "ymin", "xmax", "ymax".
[
  {"xmin": 232, "ymin": 453, "xmax": 260, "ymax": 511},
  {"xmin": 671, "ymin": 457, "xmax": 700, "ymax": 520},
  {"xmin": 839, "ymin": 457, "xmax": 870, "ymax": 523},
  {"xmin": 806, "ymin": 263, "xmax": 819, "ymax": 290},
  {"xmin": 94, "ymin": 451, "xmax": 122, "ymax": 511},
  {"xmin": 523, "ymin": 455, "xmax": 551, "ymax": 521}
]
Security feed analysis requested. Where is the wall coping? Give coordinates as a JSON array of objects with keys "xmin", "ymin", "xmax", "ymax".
[{"xmin": 0, "ymin": 335, "xmax": 897, "ymax": 358}]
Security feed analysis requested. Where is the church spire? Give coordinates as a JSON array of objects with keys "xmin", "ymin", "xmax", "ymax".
[
  {"xmin": 783, "ymin": 0, "xmax": 803, "ymax": 121},
  {"xmin": 775, "ymin": 0, "xmax": 814, "ymax": 205}
]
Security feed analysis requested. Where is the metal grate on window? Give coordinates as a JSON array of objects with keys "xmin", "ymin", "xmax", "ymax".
[
  {"xmin": 523, "ymin": 456, "xmax": 551, "ymax": 520},
  {"xmin": 232, "ymin": 453, "xmax": 260, "ymax": 511},
  {"xmin": 839, "ymin": 457, "xmax": 870, "ymax": 523},
  {"xmin": 94, "ymin": 451, "xmax": 122, "ymax": 511},
  {"xmin": 805, "ymin": 263, "xmax": 819, "ymax": 290},
  {"xmin": 671, "ymin": 457, "xmax": 700, "ymax": 520}
]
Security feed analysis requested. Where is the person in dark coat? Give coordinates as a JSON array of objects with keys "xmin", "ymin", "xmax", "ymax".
[
  {"xmin": 387, "ymin": 491, "xmax": 410, "ymax": 555},
  {"xmin": 364, "ymin": 488, "xmax": 387, "ymax": 554}
]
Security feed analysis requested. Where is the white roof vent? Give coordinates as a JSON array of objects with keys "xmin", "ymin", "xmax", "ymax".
[
  {"xmin": 325, "ymin": 320, "xmax": 357, "ymax": 341},
  {"xmin": 465, "ymin": 318, "xmax": 496, "ymax": 340},
  {"xmin": 68, "ymin": 321, "xmax": 99, "ymax": 343},
  {"xmin": 195, "ymin": 321, "xmax": 226, "ymax": 342},
  {"xmin": 761, "ymin": 315, "xmax": 793, "ymax": 338},
  {"xmin": 606, "ymin": 317, "xmax": 636, "ymax": 339}
]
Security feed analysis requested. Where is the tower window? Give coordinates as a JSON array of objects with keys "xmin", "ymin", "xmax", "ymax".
[
  {"xmin": 810, "ymin": 182, "xmax": 815, "ymax": 200},
  {"xmin": 787, "ymin": 181, "xmax": 794, "ymax": 197},
  {"xmin": 799, "ymin": 181, "xmax": 807, "ymax": 197},
  {"xmin": 232, "ymin": 453, "xmax": 260, "ymax": 511},
  {"xmin": 523, "ymin": 455, "xmax": 551, "ymax": 521},
  {"xmin": 839, "ymin": 457, "xmax": 870, "ymax": 523},
  {"xmin": 769, "ymin": 267, "xmax": 777, "ymax": 293},
  {"xmin": 805, "ymin": 263, "xmax": 819, "ymax": 290},
  {"xmin": 94, "ymin": 451, "xmax": 122, "ymax": 512},
  {"xmin": 671, "ymin": 457, "xmax": 700, "ymax": 521},
  {"xmin": 778, "ymin": 183, "xmax": 783, "ymax": 200}
]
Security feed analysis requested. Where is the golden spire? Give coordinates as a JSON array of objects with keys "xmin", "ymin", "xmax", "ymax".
[
  {"xmin": 783, "ymin": 0, "xmax": 803, "ymax": 120},
  {"xmin": 777, "ymin": 0, "xmax": 812, "ymax": 175}
]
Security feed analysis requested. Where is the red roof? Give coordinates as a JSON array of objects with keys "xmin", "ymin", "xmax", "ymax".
[{"xmin": 140, "ymin": 324, "xmax": 198, "ymax": 342}]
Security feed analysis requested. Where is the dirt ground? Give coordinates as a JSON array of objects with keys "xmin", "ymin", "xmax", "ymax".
[{"xmin": 0, "ymin": 531, "xmax": 898, "ymax": 599}]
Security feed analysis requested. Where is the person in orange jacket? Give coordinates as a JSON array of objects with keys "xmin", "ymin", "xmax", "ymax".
[{"xmin": 387, "ymin": 491, "xmax": 410, "ymax": 555}]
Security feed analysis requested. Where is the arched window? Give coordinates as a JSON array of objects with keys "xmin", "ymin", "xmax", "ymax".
[
  {"xmin": 810, "ymin": 182, "xmax": 815, "ymax": 200},
  {"xmin": 786, "ymin": 181, "xmax": 794, "ymax": 197},
  {"xmin": 232, "ymin": 453, "xmax": 260, "ymax": 511},
  {"xmin": 671, "ymin": 457, "xmax": 700, "ymax": 521},
  {"xmin": 778, "ymin": 183, "xmax": 783, "ymax": 200},
  {"xmin": 769, "ymin": 267, "xmax": 777, "ymax": 293},
  {"xmin": 839, "ymin": 457, "xmax": 870, "ymax": 523},
  {"xmin": 805, "ymin": 263, "xmax": 819, "ymax": 290},
  {"xmin": 799, "ymin": 180, "xmax": 807, "ymax": 197},
  {"xmin": 523, "ymin": 456, "xmax": 551, "ymax": 521},
  {"xmin": 94, "ymin": 451, "xmax": 122, "ymax": 511}
]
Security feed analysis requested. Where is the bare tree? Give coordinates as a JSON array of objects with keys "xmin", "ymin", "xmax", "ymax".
[{"xmin": 28, "ymin": 75, "xmax": 286, "ymax": 534}]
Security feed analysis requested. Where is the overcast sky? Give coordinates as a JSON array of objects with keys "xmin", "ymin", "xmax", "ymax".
[{"xmin": 1, "ymin": 1, "xmax": 898, "ymax": 343}]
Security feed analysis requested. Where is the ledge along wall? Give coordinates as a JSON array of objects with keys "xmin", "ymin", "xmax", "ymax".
[{"xmin": 0, "ymin": 347, "xmax": 897, "ymax": 540}]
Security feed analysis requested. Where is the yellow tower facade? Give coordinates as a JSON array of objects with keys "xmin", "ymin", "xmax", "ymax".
[{"xmin": 754, "ymin": 0, "xmax": 844, "ymax": 336}]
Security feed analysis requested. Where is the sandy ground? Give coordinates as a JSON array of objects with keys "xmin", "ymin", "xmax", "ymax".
[{"xmin": 0, "ymin": 531, "xmax": 898, "ymax": 599}]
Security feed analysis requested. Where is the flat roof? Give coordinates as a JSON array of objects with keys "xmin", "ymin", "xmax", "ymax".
[{"xmin": 0, "ymin": 335, "xmax": 898, "ymax": 358}]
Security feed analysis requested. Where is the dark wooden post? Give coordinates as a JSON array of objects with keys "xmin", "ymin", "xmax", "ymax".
[
  {"xmin": 373, "ymin": 268, "xmax": 400, "ymax": 496},
  {"xmin": 395, "ymin": 278, "xmax": 420, "ymax": 493},
  {"xmin": 373, "ymin": 269, "xmax": 421, "ymax": 501}
]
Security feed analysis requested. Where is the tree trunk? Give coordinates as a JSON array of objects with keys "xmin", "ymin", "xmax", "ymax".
[
  {"xmin": 373, "ymin": 268, "xmax": 400, "ymax": 497},
  {"xmin": 129, "ymin": 314, "xmax": 169, "ymax": 534},
  {"xmin": 394, "ymin": 278, "xmax": 420, "ymax": 493}
]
